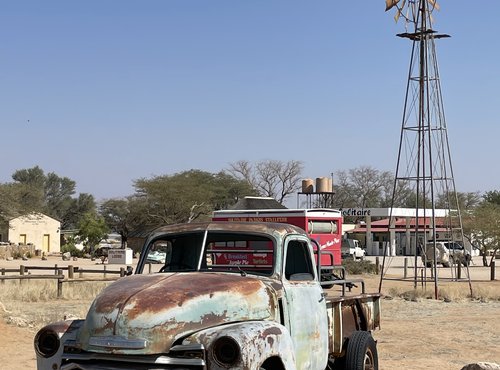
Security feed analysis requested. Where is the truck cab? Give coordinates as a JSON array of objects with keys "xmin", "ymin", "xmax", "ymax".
[{"xmin": 34, "ymin": 222, "xmax": 381, "ymax": 370}]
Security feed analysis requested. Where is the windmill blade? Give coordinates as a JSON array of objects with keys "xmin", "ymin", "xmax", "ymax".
[
  {"xmin": 427, "ymin": 0, "xmax": 440, "ymax": 12},
  {"xmin": 385, "ymin": 0, "xmax": 400, "ymax": 11},
  {"xmin": 394, "ymin": 10, "xmax": 401, "ymax": 23},
  {"xmin": 393, "ymin": 0, "xmax": 406, "ymax": 23}
]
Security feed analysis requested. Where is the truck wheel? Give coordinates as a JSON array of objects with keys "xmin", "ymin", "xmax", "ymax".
[{"xmin": 345, "ymin": 331, "xmax": 378, "ymax": 370}]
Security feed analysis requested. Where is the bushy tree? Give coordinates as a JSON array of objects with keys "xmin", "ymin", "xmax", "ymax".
[
  {"xmin": 132, "ymin": 169, "xmax": 255, "ymax": 227},
  {"xmin": 100, "ymin": 196, "xmax": 148, "ymax": 248},
  {"xmin": 7, "ymin": 166, "xmax": 95, "ymax": 229},
  {"xmin": 483, "ymin": 190, "xmax": 500, "ymax": 205},
  {"xmin": 462, "ymin": 201, "xmax": 500, "ymax": 266},
  {"xmin": 0, "ymin": 183, "xmax": 32, "ymax": 224},
  {"xmin": 77, "ymin": 212, "xmax": 109, "ymax": 254}
]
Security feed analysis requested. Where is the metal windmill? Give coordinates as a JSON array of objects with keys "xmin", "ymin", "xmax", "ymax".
[{"xmin": 379, "ymin": 0, "xmax": 472, "ymax": 298}]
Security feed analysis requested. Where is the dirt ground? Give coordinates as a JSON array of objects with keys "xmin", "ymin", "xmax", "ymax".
[{"xmin": 1, "ymin": 256, "xmax": 499, "ymax": 369}]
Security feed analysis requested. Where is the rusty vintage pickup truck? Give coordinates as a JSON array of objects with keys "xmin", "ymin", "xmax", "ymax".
[{"xmin": 34, "ymin": 222, "xmax": 381, "ymax": 370}]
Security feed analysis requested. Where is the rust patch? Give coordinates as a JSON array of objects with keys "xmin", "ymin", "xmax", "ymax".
[
  {"xmin": 42, "ymin": 320, "xmax": 82, "ymax": 335},
  {"xmin": 261, "ymin": 327, "xmax": 282, "ymax": 337},
  {"xmin": 93, "ymin": 274, "xmax": 168, "ymax": 313},
  {"xmin": 124, "ymin": 273, "xmax": 267, "ymax": 320}
]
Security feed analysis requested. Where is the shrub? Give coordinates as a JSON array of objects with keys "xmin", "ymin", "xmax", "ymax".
[
  {"xmin": 342, "ymin": 259, "xmax": 377, "ymax": 275},
  {"xmin": 61, "ymin": 243, "xmax": 84, "ymax": 258}
]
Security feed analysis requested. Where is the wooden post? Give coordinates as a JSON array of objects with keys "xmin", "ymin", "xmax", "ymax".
[
  {"xmin": 491, "ymin": 260, "xmax": 496, "ymax": 281},
  {"xmin": 103, "ymin": 265, "xmax": 107, "ymax": 278},
  {"xmin": 375, "ymin": 257, "xmax": 380, "ymax": 275},
  {"xmin": 1, "ymin": 268, "xmax": 4, "ymax": 285},
  {"xmin": 68, "ymin": 265, "xmax": 74, "ymax": 279},
  {"xmin": 120, "ymin": 267, "xmax": 125, "ymax": 277},
  {"xmin": 57, "ymin": 270, "xmax": 63, "ymax": 298},
  {"xmin": 457, "ymin": 261, "xmax": 462, "ymax": 280},
  {"xmin": 20, "ymin": 265, "xmax": 25, "ymax": 285},
  {"xmin": 54, "ymin": 264, "xmax": 58, "ymax": 276},
  {"xmin": 404, "ymin": 258, "xmax": 408, "ymax": 279}
]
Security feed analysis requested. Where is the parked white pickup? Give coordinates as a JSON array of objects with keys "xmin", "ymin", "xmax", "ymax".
[{"xmin": 342, "ymin": 239, "xmax": 366, "ymax": 260}]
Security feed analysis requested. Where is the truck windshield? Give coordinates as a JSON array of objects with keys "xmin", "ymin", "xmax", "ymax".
[{"xmin": 140, "ymin": 231, "xmax": 275, "ymax": 276}]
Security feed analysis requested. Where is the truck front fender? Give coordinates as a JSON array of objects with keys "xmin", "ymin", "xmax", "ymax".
[
  {"xmin": 184, "ymin": 320, "xmax": 297, "ymax": 370},
  {"xmin": 34, "ymin": 319, "xmax": 85, "ymax": 370}
]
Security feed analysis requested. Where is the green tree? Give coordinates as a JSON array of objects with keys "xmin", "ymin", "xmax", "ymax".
[
  {"xmin": 77, "ymin": 212, "xmax": 109, "ymax": 254},
  {"xmin": 133, "ymin": 169, "xmax": 255, "ymax": 226},
  {"xmin": 64, "ymin": 193, "xmax": 97, "ymax": 230},
  {"xmin": 462, "ymin": 202, "xmax": 500, "ymax": 266},
  {"xmin": 9, "ymin": 166, "xmax": 95, "ymax": 229},
  {"xmin": 100, "ymin": 197, "xmax": 147, "ymax": 248},
  {"xmin": 0, "ymin": 183, "xmax": 28, "ymax": 225},
  {"xmin": 483, "ymin": 190, "xmax": 500, "ymax": 206}
]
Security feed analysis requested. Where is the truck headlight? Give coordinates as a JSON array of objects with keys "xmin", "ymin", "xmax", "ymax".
[
  {"xmin": 212, "ymin": 336, "xmax": 240, "ymax": 366},
  {"xmin": 34, "ymin": 328, "xmax": 60, "ymax": 358}
]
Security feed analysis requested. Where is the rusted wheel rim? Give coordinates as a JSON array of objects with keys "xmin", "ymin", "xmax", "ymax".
[{"xmin": 363, "ymin": 348, "xmax": 375, "ymax": 370}]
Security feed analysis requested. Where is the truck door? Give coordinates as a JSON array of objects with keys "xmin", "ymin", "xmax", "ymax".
[{"xmin": 282, "ymin": 236, "xmax": 329, "ymax": 370}]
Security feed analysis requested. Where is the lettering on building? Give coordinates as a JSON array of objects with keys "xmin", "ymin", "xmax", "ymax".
[{"xmin": 341, "ymin": 208, "xmax": 372, "ymax": 217}]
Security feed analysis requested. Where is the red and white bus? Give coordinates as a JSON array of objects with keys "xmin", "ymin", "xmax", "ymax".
[{"xmin": 212, "ymin": 208, "xmax": 343, "ymax": 266}]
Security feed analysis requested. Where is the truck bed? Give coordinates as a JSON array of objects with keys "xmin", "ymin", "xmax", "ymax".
[{"xmin": 324, "ymin": 284, "xmax": 381, "ymax": 357}]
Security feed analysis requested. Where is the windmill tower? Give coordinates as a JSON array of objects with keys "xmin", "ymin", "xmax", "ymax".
[{"xmin": 380, "ymin": 0, "xmax": 472, "ymax": 298}]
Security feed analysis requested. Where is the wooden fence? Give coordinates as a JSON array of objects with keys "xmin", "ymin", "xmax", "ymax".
[{"xmin": 0, "ymin": 264, "xmax": 128, "ymax": 298}]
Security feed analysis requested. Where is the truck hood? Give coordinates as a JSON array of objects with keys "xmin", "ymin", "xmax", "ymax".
[{"xmin": 78, "ymin": 272, "xmax": 278, "ymax": 354}]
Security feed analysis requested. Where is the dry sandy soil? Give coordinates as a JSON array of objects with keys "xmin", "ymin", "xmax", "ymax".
[{"xmin": 1, "ymin": 256, "xmax": 499, "ymax": 369}]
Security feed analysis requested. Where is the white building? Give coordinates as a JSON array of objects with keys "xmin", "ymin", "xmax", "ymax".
[{"xmin": 8, "ymin": 213, "xmax": 61, "ymax": 254}]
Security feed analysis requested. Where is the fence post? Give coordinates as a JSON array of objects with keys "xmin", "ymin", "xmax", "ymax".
[
  {"xmin": 457, "ymin": 261, "xmax": 462, "ymax": 280},
  {"xmin": 103, "ymin": 265, "xmax": 107, "ymax": 278},
  {"xmin": 120, "ymin": 267, "xmax": 125, "ymax": 277},
  {"xmin": 54, "ymin": 264, "xmax": 58, "ymax": 276},
  {"xmin": 375, "ymin": 257, "xmax": 380, "ymax": 275},
  {"xmin": 68, "ymin": 265, "xmax": 74, "ymax": 279},
  {"xmin": 1, "ymin": 268, "xmax": 4, "ymax": 285},
  {"xmin": 404, "ymin": 258, "xmax": 408, "ymax": 279},
  {"xmin": 491, "ymin": 260, "xmax": 496, "ymax": 281},
  {"xmin": 57, "ymin": 269, "xmax": 63, "ymax": 298},
  {"xmin": 20, "ymin": 265, "xmax": 25, "ymax": 285}
]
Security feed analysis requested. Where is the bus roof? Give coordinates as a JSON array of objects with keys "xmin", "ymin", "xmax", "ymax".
[{"xmin": 213, "ymin": 208, "xmax": 342, "ymax": 218}]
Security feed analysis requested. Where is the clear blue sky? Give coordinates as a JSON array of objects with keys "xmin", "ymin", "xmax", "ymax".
[{"xmin": 1, "ymin": 1, "xmax": 498, "ymax": 201}]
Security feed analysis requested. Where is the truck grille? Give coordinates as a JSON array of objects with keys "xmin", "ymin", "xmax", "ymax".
[{"xmin": 60, "ymin": 343, "xmax": 206, "ymax": 370}]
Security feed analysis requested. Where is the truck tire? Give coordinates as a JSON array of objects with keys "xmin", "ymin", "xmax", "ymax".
[{"xmin": 344, "ymin": 331, "xmax": 378, "ymax": 370}]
